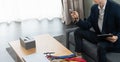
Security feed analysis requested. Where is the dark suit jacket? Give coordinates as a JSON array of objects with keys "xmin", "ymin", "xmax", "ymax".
[{"xmin": 76, "ymin": 0, "xmax": 120, "ymax": 43}]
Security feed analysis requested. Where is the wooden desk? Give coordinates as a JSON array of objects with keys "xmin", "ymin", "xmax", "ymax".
[{"xmin": 9, "ymin": 34, "xmax": 72, "ymax": 62}]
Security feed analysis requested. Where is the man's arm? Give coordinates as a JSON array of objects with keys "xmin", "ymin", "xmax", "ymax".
[
  {"xmin": 70, "ymin": 5, "xmax": 96, "ymax": 30},
  {"xmin": 105, "ymin": 3, "xmax": 120, "ymax": 43},
  {"xmin": 113, "ymin": 5, "xmax": 120, "ymax": 43}
]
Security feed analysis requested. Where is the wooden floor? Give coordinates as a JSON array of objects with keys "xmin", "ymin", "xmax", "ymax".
[{"xmin": 0, "ymin": 18, "xmax": 73, "ymax": 62}]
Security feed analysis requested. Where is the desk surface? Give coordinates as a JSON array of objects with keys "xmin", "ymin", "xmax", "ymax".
[{"xmin": 9, "ymin": 34, "xmax": 72, "ymax": 62}]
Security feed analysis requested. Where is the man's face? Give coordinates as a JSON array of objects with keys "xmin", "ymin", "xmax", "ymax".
[{"xmin": 93, "ymin": 0, "xmax": 101, "ymax": 4}]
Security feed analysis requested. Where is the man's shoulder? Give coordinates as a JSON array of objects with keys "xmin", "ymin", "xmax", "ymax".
[
  {"xmin": 109, "ymin": 0, "xmax": 120, "ymax": 7},
  {"xmin": 106, "ymin": 0, "xmax": 120, "ymax": 13},
  {"xmin": 91, "ymin": 4, "xmax": 98, "ymax": 10},
  {"xmin": 91, "ymin": 4, "xmax": 98, "ymax": 8}
]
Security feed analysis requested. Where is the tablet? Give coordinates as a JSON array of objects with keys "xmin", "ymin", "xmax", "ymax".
[{"xmin": 97, "ymin": 34, "xmax": 113, "ymax": 38}]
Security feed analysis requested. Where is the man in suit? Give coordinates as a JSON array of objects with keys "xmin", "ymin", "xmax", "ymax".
[{"xmin": 71, "ymin": 0, "xmax": 120, "ymax": 62}]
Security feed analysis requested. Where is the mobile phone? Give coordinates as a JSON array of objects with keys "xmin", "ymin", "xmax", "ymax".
[{"xmin": 69, "ymin": 9, "xmax": 74, "ymax": 13}]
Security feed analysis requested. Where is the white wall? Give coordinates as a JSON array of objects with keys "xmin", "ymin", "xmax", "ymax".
[{"xmin": 83, "ymin": 0, "xmax": 93, "ymax": 18}]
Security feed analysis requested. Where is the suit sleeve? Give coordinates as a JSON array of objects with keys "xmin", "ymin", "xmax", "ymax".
[
  {"xmin": 113, "ymin": 5, "xmax": 120, "ymax": 44},
  {"xmin": 75, "ymin": 5, "xmax": 96, "ymax": 30}
]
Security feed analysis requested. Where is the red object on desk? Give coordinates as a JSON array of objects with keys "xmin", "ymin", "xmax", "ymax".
[{"xmin": 65, "ymin": 57, "xmax": 86, "ymax": 62}]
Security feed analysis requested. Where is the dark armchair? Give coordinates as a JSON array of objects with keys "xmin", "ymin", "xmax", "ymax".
[{"xmin": 66, "ymin": 27, "xmax": 120, "ymax": 62}]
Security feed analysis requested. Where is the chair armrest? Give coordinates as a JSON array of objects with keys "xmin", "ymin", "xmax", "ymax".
[{"xmin": 66, "ymin": 27, "xmax": 79, "ymax": 49}]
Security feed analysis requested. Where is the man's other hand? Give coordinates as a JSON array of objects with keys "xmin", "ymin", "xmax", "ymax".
[
  {"xmin": 106, "ymin": 36, "xmax": 118, "ymax": 43},
  {"xmin": 70, "ymin": 11, "xmax": 79, "ymax": 22}
]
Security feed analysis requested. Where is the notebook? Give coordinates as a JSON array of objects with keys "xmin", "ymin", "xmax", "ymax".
[
  {"xmin": 97, "ymin": 34, "xmax": 113, "ymax": 38},
  {"xmin": 22, "ymin": 53, "xmax": 50, "ymax": 62}
]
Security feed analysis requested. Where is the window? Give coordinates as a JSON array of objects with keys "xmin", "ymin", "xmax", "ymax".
[{"xmin": 0, "ymin": 0, "xmax": 62, "ymax": 22}]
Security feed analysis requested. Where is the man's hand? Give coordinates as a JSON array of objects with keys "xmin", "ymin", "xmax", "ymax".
[
  {"xmin": 70, "ymin": 11, "xmax": 79, "ymax": 22},
  {"xmin": 105, "ymin": 36, "xmax": 118, "ymax": 43}
]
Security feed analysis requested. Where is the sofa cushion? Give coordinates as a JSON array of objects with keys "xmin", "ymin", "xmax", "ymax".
[
  {"xmin": 68, "ymin": 31, "xmax": 120, "ymax": 62},
  {"xmin": 107, "ymin": 53, "xmax": 120, "ymax": 62},
  {"xmin": 69, "ymin": 32, "xmax": 75, "ymax": 45},
  {"xmin": 83, "ymin": 40, "xmax": 120, "ymax": 62}
]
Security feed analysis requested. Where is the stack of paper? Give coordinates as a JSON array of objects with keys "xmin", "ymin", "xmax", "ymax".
[{"xmin": 22, "ymin": 53, "xmax": 50, "ymax": 62}]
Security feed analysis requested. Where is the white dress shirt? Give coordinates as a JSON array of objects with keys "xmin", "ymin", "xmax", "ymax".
[{"xmin": 98, "ymin": 0, "xmax": 107, "ymax": 32}]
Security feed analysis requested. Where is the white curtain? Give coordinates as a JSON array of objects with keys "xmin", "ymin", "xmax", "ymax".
[{"xmin": 0, "ymin": 0, "xmax": 62, "ymax": 23}]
